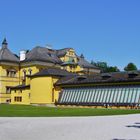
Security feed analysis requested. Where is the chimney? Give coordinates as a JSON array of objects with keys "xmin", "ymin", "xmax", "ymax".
[{"xmin": 20, "ymin": 50, "xmax": 26, "ymax": 61}]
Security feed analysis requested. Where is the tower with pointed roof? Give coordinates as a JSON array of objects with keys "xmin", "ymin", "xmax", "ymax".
[
  {"xmin": 0, "ymin": 38, "xmax": 19, "ymax": 63},
  {"xmin": 80, "ymin": 53, "xmax": 84, "ymax": 59},
  {"xmin": 2, "ymin": 38, "xmax": 8, "ymax": 44},
  {"xmin": 0, "ymin": 38, "xmax": 20, "ymax": 103},
  {"xmin": 2, "ymin": 38, "xmax": 8, "ymax": 48}
]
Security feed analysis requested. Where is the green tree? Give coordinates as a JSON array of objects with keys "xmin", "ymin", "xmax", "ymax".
[
  {"xmin": 92, "ymin": 61, "xmax": 108, "ymax": 72},
  {"xmin": 124, "ymin": 63, "xmax": 138, "ymax": 71},
  {"xmin": 91, "ymin": 61, "xmax": 120, "ymax": 73},
  {"xmin": 107, "ymin": 66, "xmax": 120, "ymax": 72},
  {"xmin": 91, "ymin": 60, "xmax": 95, "ymax": 65}
]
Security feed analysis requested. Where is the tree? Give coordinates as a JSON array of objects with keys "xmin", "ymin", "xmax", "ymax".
[
  {"xmin": 91, "ymin": 61, "xmax": 108, "ymax": 73},
  {"xmin": 106, "ymin": 66, "xmax": 120, "ymax": 73},
  {"xmin": 124, "ymin": 63, "xmax": 138, "ymax": 71},
  {"xmin": 91, "ymin": 61, "xmax": 120, "ymax": 73},
  {"xmin": 91, "ymin": 60, "xmax": 95, "ymax": 65},
  {"xmin": 96, "ymin": 62, "xmax": 108, "ymax": 73}
]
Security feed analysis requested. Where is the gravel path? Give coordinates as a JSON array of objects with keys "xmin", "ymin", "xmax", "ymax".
[{"xmin": 0, "ymin": 114, "xmax": 140, "ymax": 140}]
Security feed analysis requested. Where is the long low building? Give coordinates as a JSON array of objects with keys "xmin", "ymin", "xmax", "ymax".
[
  {"xmin": 10, "ymin": 68, "xmax": 140, "ymax": 108},
  {"xmin": 55, "ymin": 71, "xmax": 140, "ymax": 108}
]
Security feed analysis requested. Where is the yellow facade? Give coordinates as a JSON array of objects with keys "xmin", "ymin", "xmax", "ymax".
[
  {"xmin": 11, "ymin": 88, "xmax": 30, "ymax": 105},
  {"xmin": 0, "ymin": 62, "xmax": 43, "ymax": 103},
  {"xmin": 30, "ymin": 76, "xmax": 59, "ymax": 104},
  {"xmin": 60, "ymin": 49, "xmax": 81, "ymax": 73},
  {"xmin": 10, "ymin": 75, "xmax": 61, "ymax": 105},
  {"xmin": 0, "ymin": 61, "xmax": 63, "ymax": 104},
  {"xmin": 60, "ymin": 48, "xmax": 100, "ymax": 74},
  {"xmin": 0, "ymin": 63, "xmax": 20, "ymax": 103},
  {"xmin": 60, "ymin": 49, "xmax": 77, "ymax": 62}
]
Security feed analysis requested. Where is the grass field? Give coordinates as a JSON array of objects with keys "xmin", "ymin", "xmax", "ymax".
[{"xmin": 0, "ymin": 104, "xmax": 140, "ymax": 117}]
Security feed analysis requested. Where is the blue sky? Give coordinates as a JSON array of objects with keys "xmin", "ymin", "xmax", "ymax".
[{"xmin": 0, "ymin": 0, "xmax": 140, "ymax": 70}]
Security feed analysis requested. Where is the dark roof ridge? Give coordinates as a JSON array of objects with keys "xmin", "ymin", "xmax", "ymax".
[
  {"xmin": 30, "ymin": 68, "xmax": 77, "ymax": 77},
  {"xmin": 56, "ymin": 47, "xmax": 73, "ymax": 51},
  {"xmin": 56, "ymin": 70, "xmax": 140, "ymax": 86},
  {"xmin": 10, "ymin": 84, "xmax": 30, "ymax": 89},
  {"xmin": 100, "ymin": 70, "xmax": 140, "ymax": 75}
]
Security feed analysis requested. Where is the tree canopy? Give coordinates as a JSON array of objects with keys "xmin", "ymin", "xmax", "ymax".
[
  {"xmin": 91, "ymin": 61, "xmax": 120, "ymax": 73},
  {"xmin": 124, "ymin": 63, "xmax": 138, "ymax": 71}
]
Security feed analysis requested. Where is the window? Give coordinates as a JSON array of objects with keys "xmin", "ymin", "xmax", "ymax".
[
  {"xmin": 14, "ymin": 96, "xmax": 22, "ymax": 102},
  {"xmin": 19, "ymin": 97, "xmax": 22, "ymax": 102},
  {"xmin": 48, "ymin": 53, "xmax": 52, "ymax": 57},
  {"xmin": 70, "ymin": 66, "xmax": 73, "ymax": 71},
  {"xmin": 23, "ymin": 70, "xmax": 26, "ymax": 79},
  {"xmin": 69, "ymin": 57, "xmax": 74, "ymax": 62},
  {"xmin": 28, "ymin": 69, "xmax": 32, "ymax": 75},
  {"xmin": 14, "ymin": 97, "xmax": 16, "ymax": 102},
  {"xmin": 6, "ymin": 69, "xmax": 16, "ymax": 77},
  {"xmin": 61, "ymin": 87, "xmax": 140, "ymax": 105},
  {"xmin": 6, "ymin": 87, "xmax": 11, "ymax": 94},
  {"xmin": 6, "ymin": 71, "xmax": 10, "ymax": 77},
  {"xmin": 69, "ymin": 51, "xmax": 73, "ymax": 56},
  {"xmin": 6, "ymin": 99, "xmax": 11, "ymax": 103}
]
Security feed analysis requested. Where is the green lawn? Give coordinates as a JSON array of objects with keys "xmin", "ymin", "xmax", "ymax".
[{"xmin": 0, "ymin": 104, "xmax": 139, "ymax": 117}]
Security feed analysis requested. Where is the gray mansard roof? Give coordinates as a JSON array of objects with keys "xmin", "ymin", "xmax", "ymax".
[
  {"xmin": 0, "ymin": 39, "xmax": 19, "ymax": 63},
  {"xmin": 23, "ymin": 46, "xmax": 99, "ymax": 69},
  {"xmin": 24, "ymin": 46, "xmax": 62, "ymax": 64},
  {"xmin": 0, "ymin": 39, "xmax": 99, "ymax": 69}
]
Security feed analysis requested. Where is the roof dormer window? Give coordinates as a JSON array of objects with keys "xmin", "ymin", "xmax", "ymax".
[
  {"xmin": 48, "ymin": 53, "xmax": 52, "ymax": 57},
  {"xmin": 128, "ymin": 71, "xmax": 138, "ymax": 78},
  {"xmin": 77, "ymin": 76, "xmax": 87, "ymax": 81},
  {"xmin": 101, "ymin": 73, "xmax": 111, "ymax": 80}
]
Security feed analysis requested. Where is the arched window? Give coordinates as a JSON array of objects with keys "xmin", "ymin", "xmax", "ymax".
[
  {"xmin": 6, "ymin": 68, "xmax": 17, "ymax": 77},
  {"xmin": 28, "ymin": 68, "xmax": 32, "ymax": 75},
  {"xmin": 23, "ymin": 69, "xmax": 26, "ymax": 79}
]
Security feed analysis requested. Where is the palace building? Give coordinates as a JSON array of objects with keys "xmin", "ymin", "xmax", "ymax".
[
  {"xmin": 0, "ymin": 38, "xmax": 140, "ymax": 109},
  {"xmin": 0, "ymin": 38, "xmax": 100, "ymax": 104}
]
